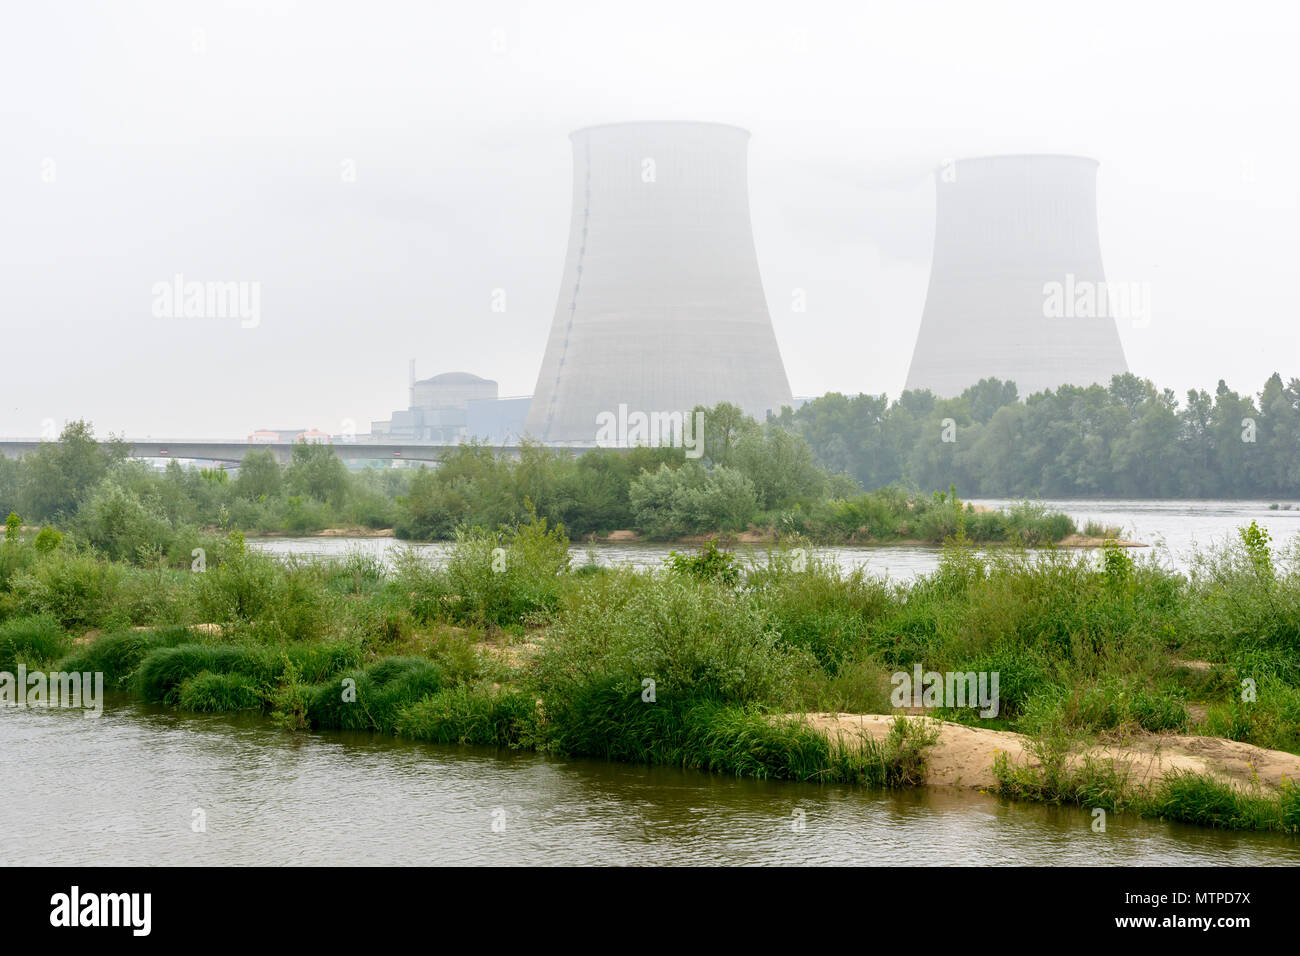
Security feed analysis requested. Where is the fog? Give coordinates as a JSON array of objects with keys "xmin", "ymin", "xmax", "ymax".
[{"xmin": 3, "ymin": 0, "xmax": 1296, "ymax": 437}]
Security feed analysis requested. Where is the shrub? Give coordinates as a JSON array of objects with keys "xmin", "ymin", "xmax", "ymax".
[
  {"xmin": 10, "ymin": 551, "xmax": 128, "ymax": 630},
  {"xmin": 748, "ymin": 553, "xmax": 891, "ymax": 673},
  {"xmin": 0, "ymin": 536, "xmax": 38, "ymax": 598},
  {"xmin": 827, "ymin": 486, "xmax": 911, "ymax": 539},
  {"xmin": 325, "ymin": 549, "xmax": 386, "ymax": 596},
  {"xmin": 667, "ymin": 541, "xmax": 742, "ymax": 587},
  {"xmin": 59, "ymin": 625, "xmax": 194, "ymax": 690},
  {"xmin": 1182, "ymin": 532, "xmax": 1300, "ymax": 661},
  {"xmin": 194, "ymin": 551, "xmax": 341, "ymax": 642},
  {"xmin": 137, "ymin": 645, "xmax": 272, "ymax": 704},
  {"xmin": 629, "ymin": 464, "xmax": 758, "ymax": 538},
  {"xmin": 136, "ymin": 641, "xmax": 362, "ymax": 705},
  {"xmin": 0, "ymin": 614, "xmax": 70, "ymax": 671},
  {"xmin": 306, "ymin": 656, "xmax": 444, "ymax": 733},
  {"xmin": 534, "ymin": 570, "xmax": 810, "ymax": 755},
  {"xmin": 395, "ymin": 684, "xmax": 537, "ymax": 747},
  {"xmin": 33, "ymin": 527, "xmax": 63, "ymax": 553},
  {"xmin": 177, "ymin": 671, "xmax": 264, "ymax": 711},
  {"xmin": 1001, "ymin": 501, "xmax": 1075, "ymax": 545},
  {"xmin": 441, "ymin": 513, "xmax": 570, "ymax": 629},
  {"xmin": 75, "ymin": 482, "xmax": 175, "ymax": 563},
  {"xmin": 958, "ymin": 647, "xmax": 1050, "ymax": 719},
  {"xmin": 193, "ymin": 550, "xmax": 281, "ymax": 625}
]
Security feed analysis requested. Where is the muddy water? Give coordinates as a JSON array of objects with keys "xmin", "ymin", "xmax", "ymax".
[{"xmin": 1, "ymin": 701, "xmax": 1296, "ymax": 865}]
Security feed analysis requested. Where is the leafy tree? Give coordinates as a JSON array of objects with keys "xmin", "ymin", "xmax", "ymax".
[
  {"xmin": 629, "ymin": 464, "xmax": 758, "ymax": 538},
  {"xmin": 731, "ymin": 425, "xmax": 826, "ymax": 510},
  {"xmin": 694, "ymin": 402, "xmax": 760, "ymax": 467},
  {"xmin": 284, "ymin": 441, "xmax": 347, "ymax": 506},
  {"xmin": 965, "ymin": 377, "xmax": 1019, "ymax": 424},
  {"xmin": 783, "ymin": 372, "xmax": 1300, "ymax": 498},
  {"xmin": 235, "ymin": 448, "xmax": 283, "ymax": 501},
  {"xmin": 20, "ymin": 420, "xmax": 127, "ymax": 521},
  {"xmin": 75, "ymin": 480, "xmax": 174, "ymax": 562}
]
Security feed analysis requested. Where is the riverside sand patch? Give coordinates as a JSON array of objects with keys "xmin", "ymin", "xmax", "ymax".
[{"xmin": 791, "ymin": 713, "xmax": 1300, "ymax": 792}]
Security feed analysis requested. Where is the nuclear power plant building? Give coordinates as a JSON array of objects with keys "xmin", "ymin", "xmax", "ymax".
[
  {"xmin": 525, "ymin": 121, "xmax": 793, "ymax": 443},
  {"xmin": 904, "ymin": 155, "xmax": 1129, "ymax": 398}
]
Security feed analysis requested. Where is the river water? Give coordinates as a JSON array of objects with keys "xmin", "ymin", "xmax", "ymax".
[
  {"xmin": 3, "ymin": 500, "xmax": 1299, "ymax": 865},
  {"xmin": 3, "ymin": 700, "xmax": 1297, "ymax": 865},
  {"xmin": 249, "ymin": 498, "xmax": 1300, "ymax": 581}
]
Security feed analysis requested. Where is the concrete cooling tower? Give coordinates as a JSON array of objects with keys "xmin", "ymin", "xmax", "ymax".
[
  {"xmin": 904, "ymin": 155, "xmax": 1129, "ymax": 398},
  {"xmin": 525, "ymin": 121, "xmax": 793, "ymax": 443}
]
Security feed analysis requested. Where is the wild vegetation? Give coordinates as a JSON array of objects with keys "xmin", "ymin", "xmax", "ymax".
[
  {"xmin": 0, "ymin": 416, "xmax": 1085, "ymax": 546},
  {"xmin": 781, "ymin": 371, "xmax": 1300, "ymax": 498},
  {"xmin": 4, "ymin": 370, "xmax": 1296, "ymax": 555},
  {"xmin": 2, "ymin": 504, "xmax": 1297, "ymax": 833}
]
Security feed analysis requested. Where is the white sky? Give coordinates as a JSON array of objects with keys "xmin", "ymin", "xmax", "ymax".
[{"xmin": 3, "ymin": 0, "xmax": 1297, "ymax": 437}]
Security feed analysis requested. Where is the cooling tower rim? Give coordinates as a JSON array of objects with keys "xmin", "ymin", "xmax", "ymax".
[
  {"xmin": 569, "ymin": 120, "xmax": 751, "ymax": 139},
  {"xmin": 939, "ymin": 153, "xmax": 1100, "ymax": 171}
]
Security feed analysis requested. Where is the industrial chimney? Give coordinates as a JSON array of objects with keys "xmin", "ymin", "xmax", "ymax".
[
  {"xmin": 525, "ymin": 121, "xmax": 793, "ymax": 443},
  {"xmin": 904, "ymin": 155, "xmax": 1130, "ymax": 398}
]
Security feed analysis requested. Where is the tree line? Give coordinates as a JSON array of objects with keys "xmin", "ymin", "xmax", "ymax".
[
  {"xmin": 1, "ymin": 369, "xmax": 1290, "ymax": 560},
  {"xmin": 776, "ymin": 372, "xmax": 1300, "ymax": 498}
]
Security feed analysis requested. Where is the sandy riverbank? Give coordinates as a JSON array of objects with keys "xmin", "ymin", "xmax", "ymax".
[{"xmin": 793, "ymin": 713, "xmax": 1300, "ymax": 792}]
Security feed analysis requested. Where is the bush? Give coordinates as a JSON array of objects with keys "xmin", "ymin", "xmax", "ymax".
[
  {"xmin": 667, "ymin": 541, "xmax": 742, "ymax": 587},
  {"xmin": 395, "ymin": 685, "xmax": 537, "ymax": 747},
  {"xmin": 137, "ymin": 645, "xmax": 272, "ymax": 704},
  {"xmin": 440, "ymin": 514, "xmax": 570, "ymax": 629},
  {"xmin": 1183, "ymin": 532, "xmax": 1300, "ymax": 661},
  {"xmin": 534, "ymin": 569, "xmax": 810, "ymax": 756},
  {"xmin": 0, "ymin": 536, "xmax": 38, "ymax": 598},
  {"xmin": 177, "ymin": 671, "xmax": 264, "ymax": 711},
  {"xmin": 963, "ymin": 646, "xmax": 1051, "ymax": 719},
  {"xmin": 59, "ymin": 625, "xmax": 194, "ymax": 689},
  {"xmin": 137, "ymin": 641, "xmax": 362, "ymax": 705},
  {"xmin": 10, "ymin": 551, "xmax": 128, "ymax": 630},
  {"xmin": 1001, "ymin": 501, "xmax": 1075, "ymax": 545},
  {"xmin": 33, "ymin": 527, "xmax": 63, "ymax": 553},
  {"xmin": 629, "ymin": 464, "xmax": 758, "ymax": 538},
  {"xmin": 748, "ymin": 552, "xmax": 892, "ymax": 673},
  {"xmin": 827, "ymin": 486, "xmax": 911, "ymax": 539},
  {"xmin": 194, "ymin": 550, "xmax": 341, "ymax": 642},
  {"xmin": 75, "ymin": 482, "xmax": 175, "ymax": 563},
  {"xmin": 193, "ymin": 550, "xmax": 281, "ymax": 625},
  {"xmin": 0, "ymin": 614, "xmax": 70, "ymax": 671},
  {"xmin": 306, "ymin": 656, "xmax": 444, "ymax": 733},
  {"xmin": 282, "ymin": 495, "xmax": 333, "ymax": 534},
  {"xmin": 324, "ymin": 549, "xmax": 386, "ymax": 596}
]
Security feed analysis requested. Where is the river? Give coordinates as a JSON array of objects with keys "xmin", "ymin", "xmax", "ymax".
[
  {"xmin": 3, "ymin": 499, "xmax": 1299, "ymax": 865},
  {"xmin": 3, "ymin": 700, "xmax": 1297, "ymax": 865},
  {"xmin": 248, "ymin": 498, "xmax": 1300, "ymax": 580}
]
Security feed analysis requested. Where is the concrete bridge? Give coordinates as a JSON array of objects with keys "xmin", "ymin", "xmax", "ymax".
[{"xmin": 0, "ymin": 438, "xmax": 591, "ymax": 465}]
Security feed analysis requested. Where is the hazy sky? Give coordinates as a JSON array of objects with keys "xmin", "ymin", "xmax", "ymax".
[{"xmin": 3, "ymin": 1, "xmax": 1297, "ymax": 438}]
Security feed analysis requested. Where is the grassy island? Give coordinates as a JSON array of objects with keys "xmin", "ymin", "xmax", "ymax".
[
  {"xmin": 0, "ymin": 414, "xmax": 1098, "ymax": 548},
  {"xmin": 1, "ymin": 501, "xmax": 1296, "ymax": 834}
]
